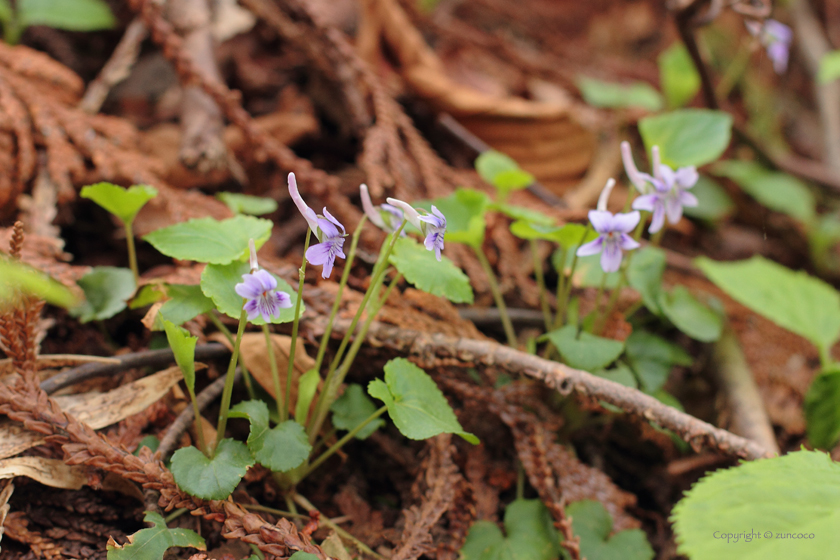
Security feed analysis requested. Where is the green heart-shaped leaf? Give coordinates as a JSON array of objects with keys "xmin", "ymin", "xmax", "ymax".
[
  {"xmin": 368, "ymin": 358, "xmax": 478, "ymax": 444},
  {"xmin": 331, "ymin": 384, "xmax": 385, "ymax": 440},
  {"xmin": 80, "ymin": 183, "xmax": 157, "ymax": 226},
  {"xmin": 170, "ymin": 439, "xmax": 253, "ymax": 500},
  {"xmin": 389, "ymin": 237, "xmax": 473, "ymax": 304},
  {"xmin": 71, "ymin": 266, "xmax": 136, "ymax": 323},
  {"xmin": 107, "ymin": 511, "xmax": 205, "ymax": 560},
  {"xmin": 229, "ymin": 400, "xmax": 311, "ymax": 472},
  {"xmin": 568, "ymin": 500, "xmax": 654, "ymax": 560},
  {"xmin": 542, "ymin": 325, "xmax": 624, "ymax": 371},
  {"xmin": 143, "ymin": 216, "xmax": 272, "ymax": 264}
]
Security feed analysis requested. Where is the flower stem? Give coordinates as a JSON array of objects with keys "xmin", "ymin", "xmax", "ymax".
[
  {"xmin": 208, "ymin": 312, "xmax": 255, "ymax": 399},
  {"xmin": 530, "ymin": 239, "xmax": 552, "ymax": 332},
  {"xmin": 187, "ymin": 385, "xmax": 208, "ymax": 457},
  {"xmin": 285, "ymin": 229, "xmax": 311, "ymax": 422},
  {"xmin": 214, "ymin": 308, "xmax": 248, "ymax": 453},
  {"xmin": 301, "ymin": 406, "xmax": 387, "ymax": 479},
  {"xmin": 262, "ymin": 323, "xmax": 282, "ymax": 420},
  {"xmin": 473, "ymin": 247, "xmax": 517, "ymax": 346},
  {"xmin": 553, "ymin": 227, "xmax": 591, "ymax": 330},
  {"xmin": 293, "ymin": 495, "xmax": 386, "ymax": 560},
  {"xmin": 552, "ymin": 246, "xmax": 567, "ymax": 329},
  {"xmin": 313, "ymin": 216, "xmax": 366, "ymax": 373},
  {"xmin": 307, "ymin": 222, "xmax": 405, "ymax": 442},
  {"xmin": 124, "ymin": 222, "xmax": 139, "ymax": 284}
]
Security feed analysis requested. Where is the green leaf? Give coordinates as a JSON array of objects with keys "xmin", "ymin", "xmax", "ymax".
[
  {"xmin": 19, "ymin": 0, "xmax": 115, "ymax": 31},
  {"xmin": 639, "ymin": 109, "xmax": 733, "ymax": 168},
  {"xmin": 475, "ymin": 151, "xmax": 534, "ymax": 195},
  {"xmin": 129, "ymin": 284, "xmax": 165, "ymax": 309},
  {"xmin": 331, "ymin": 384, "xmax": 385, "ymax": 440},
  {"xmin": 288, "ymin": 553, "xmax": 320, "ymax": 560},
  {"xmin": 659, "ymin": 286, "xmax": 723, "ymax": 343},
  {"xmin": 804, "ymin": 369, "xmax": 840, "ymax": 449},
  {"xmin": 658, "ymin": 43, "xmax": 701, "ymax": 109},
  {"xmin": 460, "ymin": 499, "xmax": 561, "ymax": 560},
  {"xmin": 143, "ymin": 216, "xmax": 273, "ymax": 265},
  {"xmin": 107, "ymin": 511, "xmax": 205, "ymax": 560},
  {"xmin": 163, "ymin": 320, "xmax": 197, "ymax": 393},
  {"xmin": 713, "ymin": 160, "xmax": 815, "ymax": 223},
  {"xmin": 71, "ymin": 266, "xmax": 136, "ymax": 323},
  {"xmin": 170, "ymin": 439, "xmax": 253, "ymax": 500},
  {"xmin": 133, "ymin": 435, "xmax": 160, "ymax": 456},
  {"xmin": 0, "ymin": 0, "xmax": 12, "ymax": 23},
  {"xmin": 295, "ymin": 368, "xmax": 321, "ymax": 425},
  {"xmin": 818, "ymin": 50, "xmax": 840, "ymax": 84},
  {"xmin": 159, "ymin": 284, "xmax": 215, "ymax": 327},
  {"xmin": 696, "ymin": 256, "xmax": 840, "ymax": 355},
  {"xmin": 672, "ymin": 450, "xmax": 840, "ymax": 560},
  {"xmin": 577, "ymin": 76, "xmax": 663, "ymax": 112},
  {"xmin": 510, "ymin": 221, "xmax": 598, "ymax": 249},
  {"xmin": 80, "ymin": 183, "xmax": 157, "ymax": 226},
  {"xmin": 625, "ymin": 331, "xmax": 692, "ymax": 393},
  {"xmin": 389, "ymin": 237, "xmax": 473, "ymax": 304},
  {"xmin": 430, "ymin": 188, "xmax": 490, "ymax": 248},
  {"xmin": 626, "ymin": 247, "xmax": 666, "ymax": 315},
  {"xmin": 0, "ymin": 258, "xmax": 79, "ymax": 308},
  {"xmin": 216, "ymin": 192, "xmax": 278, "ymax": 216},
  {"xmin": 490, "ymin": 203, "xmax": 554, "ymax": 226},
  {"xmin": 568, "ymin": 500, "xmax": 654, "ymax": 560},
  {"xmin": 368, "ymin": 358, "xmax": 478, "ymax": 444},
  {"xmin": 595, "ymin": 363, "xmax": 638, "ymax": 389},
  {"xmin": 201, "ymin": 261, "xmax": 301, "ymax": 324},
  {"xmin": 682, "ymin": 175, "xmax": 735, "ymax": 221},
  {"xmin": 229, "ymin": 401, "xmax": 311, "ymax": 472},
  {"xmin": 542, "ymin": 325, "xmax": 625, "ymax": 371}
]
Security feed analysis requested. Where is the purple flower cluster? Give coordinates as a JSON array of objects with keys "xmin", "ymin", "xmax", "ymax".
[
  {"xmin": 622, "ymin": 142, "xmax": 698, "ymax": 234},
  {"xmin": 289, "ymin": 173, "xmax": 347, "ymax": 279},
  {"xmin": 747, "ymin": 19, "xmax": 792, "ymax": 75},
  {"xmin": 361, "ymin": 184, "xmax": 405, "ymax": 235}
]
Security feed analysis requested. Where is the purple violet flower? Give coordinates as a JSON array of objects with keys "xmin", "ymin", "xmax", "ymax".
[
  {"xmin": 577, "ymin": 210, "xmax": 641, "ymax": 273},
  {"xmin": 288, "ymin": 172, "xmax": 347, "ymax": 279},
  {"xmin": 747, "ymin": 19, "xmax": 792, "ymax": 74},
  {"xmin": 235, "ymin": 269, "xmax": 292, "ymax": 322},
  {"xmin": 622, "ymin": 142, "xmax": 698, "ymax": 234},
  {"xmin": 361, "ymin": 184, "xmax": 405, "ymax": 234},
  {"xmin": 305, "ymin": 209, "xmax": 346, "ymax": 279},
  {"xmin": 386, "ymin": 198, "xmax": 447, "ymax": 261}
]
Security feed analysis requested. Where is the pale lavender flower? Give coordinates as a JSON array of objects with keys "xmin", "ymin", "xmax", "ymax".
[
  {"xmin": 631, "ymin": 163, "xmax": 698, "ymax": 233},
  {"xmin": 288, "ymin": 172, "xmax": 347, "ymax": 278},
  {"xmin": 418, "ymin": 206, "xmax": 446, "ymax": 261},
  {"xmin": 386, "ymin": 198, "xmax": 447, "ymax": 261},
  {"xmin": 235, "ymin": 269, "xmax": 292, "ymax": 322},
  {"xmin": 360, "ymin": 184, "xmax": 405, "ymax": 234},
  {"xmin": 306, "ymin": 209, "xmax": 346, "ymax": 279},
  {"xmin": 577, "ymin": 210, "xmax": 641, "ymax": 273},
  {"xmin": 747, "ymin": 19, "xmax": 792, "ymax": 74},
  {"xmin": 622, "ymin": 142, "xmax": 698, "ymax": 233}
]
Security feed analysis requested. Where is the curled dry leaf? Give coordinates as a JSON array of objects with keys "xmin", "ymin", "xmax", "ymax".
[
  {"xmin": 0, "ymin": 457, "xmax": 86, "ymax": 490},
  {"xmin": 0, "ymin": 366, "xmax": 183, "ymax": 460},
  {"xmin": 357, "ymin": 0, "xmax": 595, "ymax": 193}
]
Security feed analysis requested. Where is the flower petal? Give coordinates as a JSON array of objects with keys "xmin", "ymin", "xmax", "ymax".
[
  {"xmin": 243, "ymin": 298, "xmax": 261, "ymax": 321},
  {"xmin": 253, "ymin": 269, "xmax": 277, "ymax": 292},
  {"xmin": 305, "ymin": 242, "xmax": 332, "ymax": 265},
  {"xmin": 316, "ymin": 216, "xmax": 339, "ymax": 239},
  {"xmin": 674, "ymin": 166, "xmax": 699, "ymax": 189},
  {"xmin": 618, "ymin": 233, "xmax": 640, "ymax": 251},
  {"xmin": 360, "ymin": 184, "xmax": 386, "ymax": 229},
  {"xmin": 658, "ymin": 164, "xmax": 676, "ymax": 190},
  {"xmin": 600, "ymin": 241, "xmax": 622, "ymax": 273},
  {"xmin": 611, "ymin": 211, "xmax": 641, "ymax": 233},
  {"xmin": 576, "ymin": 237, "xmax": 604, "ymax": 257},
  {"xmin": 632, "ymin": 194, "xmax": 658, "ymax": 212},
  {"xmin": 323, "ymin": 208, "xmax": 346, "ymax": 235},
  {"xmin": 386, "ymin": 198, "xmax": 421, "ymax": 230},
  {"xmin": 621, "ymin": 141, "xmax": 649, "ymax": 191},
  {"xmin": 235, "ymin": 274, "xmax": 263, "ymax": 299},
  {"xmin": 679, "ymin": 191, "xmax": 699, "ymax": 207},
  {"xmin": 649, "ymin": 204, "xmax": 666, "ymax": 234},
  {"xmin": 666, "ymin": 196, "xmax": 684, "ymax": 224},
  {"xmin": 588, "ymin": 210, "xmax": 614, "ymax": 233},
  {"xmin": 288, "ymin": 173, "xmax": 320, "ymax": 236}
]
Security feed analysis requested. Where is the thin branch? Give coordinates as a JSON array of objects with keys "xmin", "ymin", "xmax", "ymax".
[{"xmin": 318, "ymin": 318, "xmax": 773, "ymax": 460}]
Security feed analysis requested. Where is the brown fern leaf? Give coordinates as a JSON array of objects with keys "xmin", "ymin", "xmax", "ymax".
[{"xmin": 391, "ymin": 434, "xmax": 462, "ymax": 560}]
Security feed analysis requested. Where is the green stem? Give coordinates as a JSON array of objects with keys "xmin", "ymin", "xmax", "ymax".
[
  {"xmin": 262, "ymin": 323, "xmax": 282, "ymax": 420},
  {"xmin": 313, "ymin": 216, "xmax": 366, "ymax": 373},
  {"xmin": 553, "ymin": 227, "xmax": 591, "ymax": 330},
  {"xmin": 530, "ymin": 239, "xmax": 552, "ymax": 332},
  {"xmin": 164, "ymin": 508, "xmax": 188, "ymax": 524},
  {"xmin": 716, "ymin": 42, "xmax": 752, "ymax": 101},
  {"xmin": 301, "ymin": 406, "xmax": 387, "ymax": 479},
  {"xmin": 124, "ymin": 222, "xmax": 139, "ymax": 284},
  {"xmin": 307, "ymin": 222, "xmax": 405, "ymax": 442},
  {"xmin": 208, "ymin": 312, "xmax": 255, "ymax": 399},
  {"xmin": 552, "ymin": 246, "xmax": 568, "ymax": 329},
  {"xmin": 285, "ymin": 230, "xmax": 311, "ymax": 422},
  {"xmin": 473, "ymin": 247, "xmax": 517, "ymax": 347},
  {"xmin": 292, "ymin": 495, "xmax": 386, "ymax": 560},
  {"xmin": 187, "ymin": 385, "xmax": 208, "ymax": 457},
  {"xmin": 214, "ymin": 308, "xmax": 248, "ymax": 453}
]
